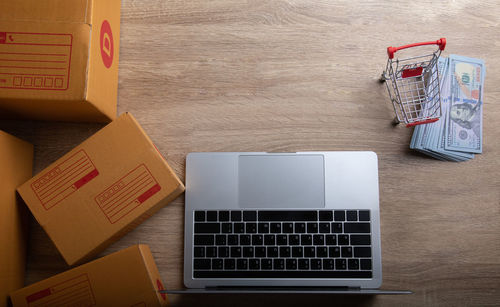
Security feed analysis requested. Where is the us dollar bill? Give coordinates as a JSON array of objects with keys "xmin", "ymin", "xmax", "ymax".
[{"xmin": 445, "ymin": 55, "xmax": 484, "ymax": 153}]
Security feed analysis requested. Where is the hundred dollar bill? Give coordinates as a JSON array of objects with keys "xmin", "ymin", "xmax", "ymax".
[{"xmin": 445, "ymin": 55, "xmax": 484, "ymax": 153}]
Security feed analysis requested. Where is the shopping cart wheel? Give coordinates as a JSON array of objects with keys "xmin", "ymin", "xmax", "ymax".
[
  {"xmin": 379, "ymin": 73, "xmax": 387, "ymax": 83},
  {"xmin": 392, "ymin": 116, "xmax": 400, "ymax": 126}
]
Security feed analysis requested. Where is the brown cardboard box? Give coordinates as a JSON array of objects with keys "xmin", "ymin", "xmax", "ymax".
[
  {"xmin": 0, "ymin": 0, "xmax": 120, "ymax": 122},
  {"xmin": 17, "ymin": 113, "xmax": 185, "ymax": 265},
  {"xmin": 10, "ymin": 244, "xmax": 169, "ymax": 307},
  {"xmin": 0, "ymin": 131, "xmax": 33, "ymax": 307}
]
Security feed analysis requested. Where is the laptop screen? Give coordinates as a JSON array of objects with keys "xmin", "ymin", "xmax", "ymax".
[{"xmin": 237, "ymin": 155, "xmax": 325, "ymax": 208}]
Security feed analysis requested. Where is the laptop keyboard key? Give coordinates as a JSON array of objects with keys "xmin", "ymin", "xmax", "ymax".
[
  {"xmin": 224, "ymin": 259, "xmax": 235, "ymax": 270},
  {"xmin": 334, "ymin": 210, "xmax": 345, "ymax": 221},
  {"xmin": 219, "ymin": 211, "xmax": 229, "ymax": 222},
  {"xmin": 243, "ymin": 247, "xmax": 254, "ymax": 257},
  {"xmin": 215, "ymin": 235, "xmax": 226, "ymax": 245},
  {"xmin": 348, "ymin": 259, "xmax": 359, "ymax": 270},
  {"xmin": 295, "ymin": 223, "xmax": 306, "ymax": 233},
  {"xmin": 344, "ymin": 222, "xmax": 370, "ymax": 233},
  {"xmin": 240, "ymin": 235, "xmax": 251, "ymax": 245},
  {"xmin": 194, "ymin": 259, "xmax": 211, "ymax": 270},
  {"xmin": 280, "ymin": 247, "xmax": 291, "ymax": 257},
  {"xmin": 258, "ymin": 223, "xmax": 270, "ymax": 233},
  {"xmin": 227, "ymin": 235, "xmax": 238, "ymax": 245},
  {"xmin": 195, "ymin": 223, "xmax": 220, "ymax": 234},
  {"xmin": 274, "ymin": 259, "xmax": 285, "ymax": 270},
  {"xmin": 237, "ymin": 259, "xmax": 248, "ymax": 270},
  {"xmin": 346, "ymin": 210, "xmax": 358, "ymax": 221},
  {"xmin": 316, "ymin": 247, "xmax": 327, "ymax": 258},
  {"xmin": 360, "ymin": 259, "xmax": 372, "ymax": 270},
  {"xmin": 302, "ymin": 246, "xmax": 313, "ymax": 257},
  {"xmin": 246, "ymin": 223, "xmax": 257, "ymax": 233},
  {"xmin": 255, "ymin": 247, "xmax": 266, "ymax": 257},
  {"xmin": 194, "ymin": 235, "xmax": 214, "ymax": 245},
  {"xmin": 270, "ymin": 223, "xmax": 282, "ymax": 233},
  {"xmin": 323, "ymin": 259, "xmax": 334, "ymax": 270},
  {"xmin": 277, "ymin": 235, "xmax": 288, "ymax": 245},
  {"xmin": 332, "ymin": 223, "xmax": 343, "ymax": 233},
  {"xmin": 289, "ymin": 235, "xmax": 300, "ymax": 245},
  {"xmin": 218, "ymin": 247, "xmax": 229, "ymax": 257},
  {"xmin": 338, "ymin": 235, "xmax": 349, "ymax": 245},
  {"xmin": 267, "ymin": 247, "xmax": 279, "ymax": 257},
  {"xmin": 286, "ymin": 259, "xmax": 297, "ymax": 270},
  {"xmin": 231, "ymin": 247, "xmax": 242, "ymax": 257},
  {"xmin": 354, "ymin": 247, "xmax": 372, "ymax": 258},
  {"xmin": 313, "ymin": 235, "xmax": 324, "ymax": 245},
  {"xmin": 259, "ymin": 211, "xmax": 317, "ymax": 221},
  {"xmin": 298, "ymin": 259, "xmax": 309, "ymax": 270},
  {"xmin": 319, "ymin": 211, "xmax": 333, "ymax": 221},
  {"xmin": 234, "ymin": 223, "xmax": 245, "ymax": 233},
  {"xmin": 206, "ymin": 247, "xmax": 217, "ymax": 257},
  {"xmin": 292, "ymin": 247, "xmax": 303, "ymax": 257},
  {"xmin": 325, "ymin": 235, "xmax": 337, "ymax": 245},
  {"xmin": 359, "ymin": 210, "xmax": 370, "ymax": 221},
  {"xmin": 261, "ymin": 259, "xmax": 273, "ymax": 270},
  {"xmin": 264, "ymin": 235, "xmax": 275, "ymax": 245},
  {"xmin": 231, "ymin": 211, "xmax": 242, "ymax": 221},
  {"xmin": 319, "ymin": 223, "xmax": 330, "ymax": 233},
  {"xmin": 249, "ymin": 259, "xmax": 260, "ymax": 270},
  {"xmin": 329, "ymin": 246, "xmax": 340, "ymax": 258},
  {"xmin": 350, "ymin": 235, "xmax": 371, "ymax": 245},
  {"xmin": 207, "ymin": 211, "xmax": 217, "ymax": 221},
  {"xmin": 221, "ymin": 223, "xmax": 232, "ymax": 233},
  {"xmin": 252, "ymin": 235, "xmax": 263, "ymax": 245},
  {"xmin": 341, "ymin": 247, "xmax": 353, "ymax": 258},
  {"xmin": 307, "ymin": 223, "xmax": 318, "ymax": 233},
  {"xmin": 195, "ymin": 211, "xmax": 205, "ymax": 222},
  {"xmin": 335, "ymin": 259, "xmax": 347, "ymax": 270},
  {"xmin": 194, "ymin": 247, "xmax": 204, "ymax": 257},
  {"xmin": 212, "ymin": 259, "xmax": 223, "ymax": 270},
  {"xmin": 300, "ymin": 234, "xmax": 311, "ymax": 245},
  {"xmin": 311, "ymin": 259, "xmax": 322, "ymax": 270},
  {"xmin": 243, "ymin": 211, "xmax": 257, "ymax": 221},
  {"xmin": 283, "ymin": 223, "xmax": 294, "ymax": 233}
]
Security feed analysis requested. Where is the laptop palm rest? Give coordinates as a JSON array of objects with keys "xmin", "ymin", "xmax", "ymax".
[{"xmin": 238, "ymin": 155, "xmax": 325, "ymax": 208}]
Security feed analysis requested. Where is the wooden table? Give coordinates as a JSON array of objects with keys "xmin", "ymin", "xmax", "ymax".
[{"xmin": 2, "ymin": 0, "xmax": 500, "ymax": 305}]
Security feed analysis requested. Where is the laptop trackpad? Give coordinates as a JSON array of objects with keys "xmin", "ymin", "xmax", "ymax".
[{"xmin": 238, "ymin": 155, "xmax": 325, "ymax": 208}]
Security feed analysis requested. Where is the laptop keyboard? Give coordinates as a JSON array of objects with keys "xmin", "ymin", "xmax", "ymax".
[{"xmin": 192, "ymin": 210, "xmax": 373, "ymax": 279}]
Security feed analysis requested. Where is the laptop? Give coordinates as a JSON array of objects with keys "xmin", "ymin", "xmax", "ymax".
[{"xmin": 169, "ymin": 151, "xmax": 410, "ymax": 294}]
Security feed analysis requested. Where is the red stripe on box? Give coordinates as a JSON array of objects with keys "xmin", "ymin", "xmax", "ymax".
[
  {"xmin": 26, "ymin": 288, "xmax": 51, "ymax": 303},
  {"xmin": 73, "ymin": 169, "xmax": 99, "ymax": 189},
  {"xmin": 137, "ymin": 184, "xmax": 161, "ymax": 203}
]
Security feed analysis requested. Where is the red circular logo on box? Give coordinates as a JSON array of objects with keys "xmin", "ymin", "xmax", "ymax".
[
  {"xmin": 156, "ymin": 279, "xmax": 167, "ymax": 301},
  {"xmin": 100, "ymin": 20, "xmax": 114, "ymax": 68}
]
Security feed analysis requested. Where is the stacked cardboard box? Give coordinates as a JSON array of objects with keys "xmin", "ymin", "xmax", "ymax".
[
  {"xmin": 0, "ymin": 0, "xmax": 121, "ymax": 122},
  {"xmin": 0, "ymin": 131, "xmax": 33, "ymax": 307}
]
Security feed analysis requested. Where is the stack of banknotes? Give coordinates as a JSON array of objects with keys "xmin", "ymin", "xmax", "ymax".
[{"xmin": 410, "ymin": 55, "xmax": 485, "ymax": 161}]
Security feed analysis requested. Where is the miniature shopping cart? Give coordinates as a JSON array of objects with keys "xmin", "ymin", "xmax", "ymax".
[{"xmin": 380, "ymin": 38, "xmax": 446, "ymax": 127}]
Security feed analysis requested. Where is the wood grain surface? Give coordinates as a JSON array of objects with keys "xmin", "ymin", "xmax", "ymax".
[{"xmin": 1, "ymin": 0, "xmax": 499, "ymax": 306}]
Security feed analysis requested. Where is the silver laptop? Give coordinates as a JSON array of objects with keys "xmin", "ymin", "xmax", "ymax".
[{"xmin": 181, "ymin": 152, "xmax": 387, "ymax": 292}]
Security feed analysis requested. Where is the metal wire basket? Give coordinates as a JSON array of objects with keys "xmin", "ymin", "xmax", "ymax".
[{"xmin": 380, "ymin": 38, "xmax": 446, "ymax": 127}]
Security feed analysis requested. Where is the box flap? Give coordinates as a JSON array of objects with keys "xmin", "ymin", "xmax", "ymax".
[{"xmin": 0, "ymin": 0, "xmax": 91, "ymax": 24}]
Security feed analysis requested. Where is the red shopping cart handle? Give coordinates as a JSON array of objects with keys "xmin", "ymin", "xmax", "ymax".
[
  {"xmin": 387, "ymin": 38, "xmax": 446, "ymax": 59},
  {"xmin": 405, "ymin": 118, "xmax": 439, "ymax": 128}
]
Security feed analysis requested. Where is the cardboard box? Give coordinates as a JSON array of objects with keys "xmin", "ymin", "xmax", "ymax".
[
  {"xmin": 17, "ymin": 113, "xmax": 185, "ymax": 265},
  {"xmin": 10, "ymin": 244, "xmax": 169, "ymax": 307},
  {"xmin": 0, "ymin": 131, "xmax": 33, "ymax": 307},
  {"xmin": 0, "ymin": 0, "xmax": 120, "ymax": 122}
]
